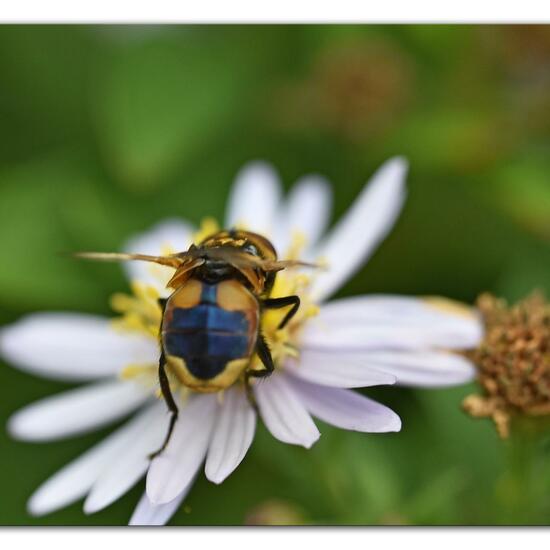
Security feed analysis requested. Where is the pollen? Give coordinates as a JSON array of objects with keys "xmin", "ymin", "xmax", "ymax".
[
  {"xmin": 257, "ymin": 234, "xmax": 320, "ymax": 371},
  {"xmin": 120, "ymin": 364, "xmax": 155, "ymax": 380},
  {"xmin": 119, "ymin": 363, "xmax": 158, "ymax": 392},
  {"xmin": 463, "ymin": 292, "xmax": 550, "ymax": 438},
  {"xmin": 110, "ymin": 281, "xmax": 163, "ymax": 339},
  {"xmin": 285, "ymin": 231, "xmax": 307, "ymax": 261},
  {"xmin": 178, "ymin": 386, "xmax": 191, "ymax": 404},
  {"xmin": 423, "ymin": 296, "xmax": 479, "ymax": 320},
  {"xmin": 194, "ymin": 217, "xmax": 220, "ymax": 244}
]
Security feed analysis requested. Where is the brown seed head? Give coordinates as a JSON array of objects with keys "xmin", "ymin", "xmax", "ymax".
[
  {"xmin": 270, "ymin": 38, "xmax": 413, "ymax": 143},
  {"xmin": 463, "ymin": 292, "xmax": 550, "ymax": 438}
]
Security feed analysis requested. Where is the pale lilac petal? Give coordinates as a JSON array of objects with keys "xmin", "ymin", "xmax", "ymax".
[
  {"xmin": 288, "ymin": 376, "xmax": 401, "ymax": 432},
  {"xmin": 27, "ymin": 403, "xmax": 161, "ymax": 516},
  {"xmin": 205, "ymin": 387, "xmax": 256, "ymax": 484},
  {"xmin": 302, "ymin": 324, "xmax": 471, "ymax": 352},
  {"xmin": 317, "ymin": 294, "xmax": 475, "ymax": 323},
  {"xmin": 302, "ymin": 296, "xmax": 482, "ymax": 351},
  {"xmin": 284, "ymin": 350, "xmax": 396, "ymax": 388},
  {"xmin": 129, "ymin": 485, "xmax": 192, "ymax": 526},
  {"xmin": 331, "ymin": 350, "xmax": 476, "ymax": 387},
  {"xmin": 123, "ymin": 219, "xmax": 194, "ymax": 293},
  {"xmin": 312, "ymin": 295, "xmax": 483, "ymax": 349},
  {"xmin": 0, "ymin": 312, "xmax": 158, "ymax": 381},
  {"xmin": 272, "ymin": 175, "xmax": 332, "ymax": 256},
  {"xmin": 308, "ymin": 157, "xmax": 408, "ymax": 302},
  {"xmin": 225, "ymin": 161, "xmax": 282, "ymax": 237},
  {"xmin": 146, "ymin": 394, "xmax": 217, "ymax": 505},
  {"xmin": 8, "ymin": 380, "xmax": 151, "ymax": 442},
  {"xmin": 84, "ymin": 403, "xmax": 167, "ymax": 514},
  {"xmin": 254, "ymin": 372, "xmax": 320, "ymax": 448},
  {"xmin": 301, "ymin": 324, "xmax": 465, "ymax": 351}
]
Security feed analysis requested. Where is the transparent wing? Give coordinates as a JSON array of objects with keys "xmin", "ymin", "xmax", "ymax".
[
  {"xmin": 72, "ymin": 251, "xmax": 185, "ymax": 269},
  {"xmin": 73, "ymin": 247, "xmax": 322, "ymax": 274},
  {"xmin": 204, "ymin": 247, "xmax": 321, "ymax": 272}
]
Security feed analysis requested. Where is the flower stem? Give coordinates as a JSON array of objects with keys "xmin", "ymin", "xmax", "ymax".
[{"xmin": 495, "ymin": 418, "xmax": 540, "ymax": 524}]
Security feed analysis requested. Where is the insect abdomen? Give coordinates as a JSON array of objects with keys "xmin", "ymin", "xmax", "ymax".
[{"xmin": 162, "ymin": 279, "xmax": 259, "ymax": 391}]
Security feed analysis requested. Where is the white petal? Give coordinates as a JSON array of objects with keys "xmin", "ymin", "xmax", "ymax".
[
  {"xmin": 129, "ymin": 486, "xmax": 191, "ymax": 526},
  {"xmin": 308, "ymin": 157, "xmax": 408, "ymax": 302},
  {"xmin": 8, "ymin": 379, "xmax": 151, "ymax": 442},
  {"xmin": 289, "ymin": 376, "xmax": 401, "ymax": 432},
  {"xmin": 84, "ymin": 403, "xmax": 167, "ymax": 514},
  {"xmin": 332, "ymin": 350, "xmax": 476, "ymax": 387},
  {"xmin": 146, "ymin": 394, "xmax": 217, "ymax": 505},
  {"xmin": 254, "ymin": 372, "xmax": 320, "ymax": 448},
  {"xmin": 27, "ymin": 403, "xmax": 161, "ymax": 516},
  {"xmin": 123, "ymin": 219, "xmax": 194, "ymax": 294},
  {"xmin": 318, "ymin": 294, "xmax": 483, "ymax": 349},
  {"xmin": 225, "ymin": 161, "xmax": 282, "ymax": 237},
  {"xmin": 301, "ymin": 296, "xmax": 482, "ymax": 351},
  {"xmin": 205, "ymin": 387, "xmax": 256, "ymax": 484},
  {"xmin": 272, "ymin": 175, "xmax": 332, "ymax": 256},
  {"xmin": 284, "ymin": 350, "xmax": 396, "ymax": 388},
  {"xmin": 0, "ymin": 312, "xmax": 158, "ymax": 381}
]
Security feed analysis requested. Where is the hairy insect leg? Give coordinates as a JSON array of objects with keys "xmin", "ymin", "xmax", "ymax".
[
  {"xmin": 244, "ymin": 333, "xmax": 275, "ymax": 411},
  {"xmin": 262, "ymin": 295, "xmax": 301, "ymax": 330},
  {"xmin": 158, "ymin": 297, "xmax": 167, "ymax": 310},
  {"xmin": 149, "ymin": 351, "xmax": 179, "ymax": 460}
]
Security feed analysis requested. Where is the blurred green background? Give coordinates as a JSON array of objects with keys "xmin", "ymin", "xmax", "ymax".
[{"xmin": 1, "ymin": 24, "xmax": 550, "ymax": 526}]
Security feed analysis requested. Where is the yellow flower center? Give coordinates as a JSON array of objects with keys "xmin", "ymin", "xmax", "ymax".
[
  {"xmin": 193, "ymin": 217, "xmax": 221, "ymax": 243},
  {"xmin": 255, "ymin": 250, "xmax": 319, "ymax": 372},
  {"xmin": 110, "ymin": 281, "xmax": 162, "ymax": 338},
  {"xmin": 113, "ymin": 220, "xmax": 319, "ymax": 395}
]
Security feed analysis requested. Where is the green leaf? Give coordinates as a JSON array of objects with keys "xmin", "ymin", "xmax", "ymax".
[
  {"xmin": 387, "ymin": 108, "xmax": 505, "ymax": 172},
  {"xmin": 0, "ymin": 26, "xmax": 92, "ymax": 163},
  {"xmin": 0, "ymin": 156, "xmax": 114, "ymax": 312},
  {"xmin": 485, "ymin": 155, "xmax": 550, "ymax": 241},
  {"xmin": 93, "ymin": 32, "xmax": 260, "ymax": 193},
  {"xmin": 404, "ymin": 468, "xmax": 464, "ymax": 524}
]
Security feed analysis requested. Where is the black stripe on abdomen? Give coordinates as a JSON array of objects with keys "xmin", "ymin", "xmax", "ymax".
[{"xmin": 164, "ymin": 302, "xmax": 251, "ymax": 380}]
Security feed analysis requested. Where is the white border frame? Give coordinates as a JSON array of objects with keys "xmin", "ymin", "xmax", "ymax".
[{"xmin": 0, "ymin": 1, "xmax": 550, "ymax": 23}]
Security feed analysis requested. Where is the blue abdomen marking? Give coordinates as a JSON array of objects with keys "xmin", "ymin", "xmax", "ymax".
[
  {"xmin": 164, "ymin": 283, "xmax": 252, "ymax": 380},
  {"xmin": 170, "ymin": 305, "xmax": 248, "ymax": 333}
]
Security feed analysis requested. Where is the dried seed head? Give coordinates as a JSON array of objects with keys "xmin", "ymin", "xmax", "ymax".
[{"xmin": 463, "ymin": 292, "xmax": 550, "ymax": 438}]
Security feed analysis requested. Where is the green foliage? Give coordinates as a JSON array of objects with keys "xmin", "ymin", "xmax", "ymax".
[
  {"xmin": 0, "ymin": 24, "xmax": 549, "ymax": 526},
  {"xmin": 93, "ymin": 29, "xmax": 264, "ymax": 192}
]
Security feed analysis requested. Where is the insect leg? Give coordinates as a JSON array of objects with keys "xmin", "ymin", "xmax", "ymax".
[
  {"xmin": 262, "ymin": 295, "xmax": 301, "ymax": 330},
  {"xmin": 244, "ymin": 333, "xmax": 274, "ymax": 411},
  {"xmin": 149, "ymin": 351, "xmax": 179, "ymax": 460}
]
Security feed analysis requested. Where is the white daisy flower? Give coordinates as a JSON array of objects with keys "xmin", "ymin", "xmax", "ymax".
[{"xmin": 0, "ymin": 157, "xmax": 483, "ymax": 525}]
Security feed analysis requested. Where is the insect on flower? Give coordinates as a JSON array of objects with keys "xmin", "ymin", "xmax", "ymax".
[
  {"xmin": 75, "ymin": 230, "xmax": 320, "ymax": 458},
  {"xmin": 0, "ymin": 158, "xmax": 483, "ymax": 525}
]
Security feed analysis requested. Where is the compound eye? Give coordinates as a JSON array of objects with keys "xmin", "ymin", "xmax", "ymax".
[{"xmin": 242, "ymin": 243, "xmax": 259, "ymax": 256}]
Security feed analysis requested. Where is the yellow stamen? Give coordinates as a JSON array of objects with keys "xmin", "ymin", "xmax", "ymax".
[
  {"xmin": 119, "ymin": 363, "xmax": 158, "ymax": 392},
  {"xmin": 179, "ymin": 386, "xmax": 191, "ymax": 404},
  {"xmin": 194, "ymin": 217, "xmax": 220, "ymax": 244},
  {"xmin": 254, "ymin": 234, "xmax": 320, "ymax": 371},
  {"xmin": 120, "ymin": 364, "xmax": 156, "ymax": 380},
  {"xmin": 286, "ymin": 231, "xmax": 307, "ymax": 261},
  {"xmin": 110, "ymin": 281, "xmax": 162, "ymax": 338},
  {"xmin": 423, "ymin": 296, "xmax": 478, "ymax": 320}
]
